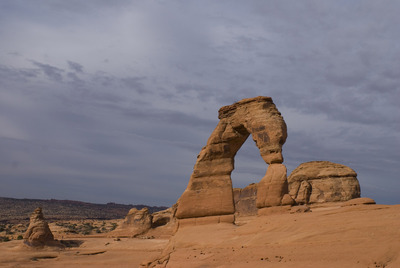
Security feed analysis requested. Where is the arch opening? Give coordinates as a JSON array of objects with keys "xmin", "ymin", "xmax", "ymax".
[
  {"xmin": 231, "ymin": 137, "xmax": 267, "ymax": 189},
  {"xmin": 231, "ymin": 137, "xmax": 267, "ymax": 216}
]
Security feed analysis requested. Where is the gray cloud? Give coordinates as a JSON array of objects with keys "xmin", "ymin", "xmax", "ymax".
[
  {"xmin": 31, "ymin": 61, "xmax": 64, "ymax": 82},
  {"xmin": 0, "ymin": 65, "xmax": 40, "ymax": 84},
  {"xmin": 67, "ymin": 61, "xmax": 84, "ymax": 73},
  {"xmin": 120, "ymin": 77, "xmax": 148, "ymax": 95},
  {"xmin": 0, "ymin": 0, "xmax": 399, "ymax": 206}
]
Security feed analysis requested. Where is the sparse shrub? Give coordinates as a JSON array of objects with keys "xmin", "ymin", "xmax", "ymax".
[
  {"xmin": 1, "ymin": 236, "xmax": 10, "ymax": 242},
  {"xmin": 83, "ymin": 222, "xmax": 94, "ymax": 230},
  {"xmin": 17, "ymin": 235, "xmax": 23, "ymax": 240},
  {"xmin": 65, "ymin": 224, "xmax": 78, "ymax": 234},
  {"xmin": 110, "ymin": 223, "xmax": 118, "ymax": 231}
]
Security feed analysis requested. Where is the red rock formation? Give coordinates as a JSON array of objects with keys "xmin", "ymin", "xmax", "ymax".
[
  {"xmin": 23, "ymin": 207, "xmax": 57, "ymax": 247},
  {"xmin": 233, "ymin": 183, "xmax": 258, "ymax": 216},
  {"xmin": 176, "ymin": 97, "xmax": 288, "ymax": 220},
  {"xmin": 113, "ymin": 207, "xmax": 153, "ymax": 237},
  {"xmin": 288, "ymin": 161, "xmax": 361, "ymax": 204},
  {"xmin": 256, "ymin": 163, "xmax": 289, "ymax": 208}
]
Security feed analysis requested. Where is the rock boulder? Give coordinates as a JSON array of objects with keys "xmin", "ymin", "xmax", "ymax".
[
  {"xmin": 288, "ymin": 161, "xmax": 361, "ymax": 204},
  {"xmin": 114, "ymin": 207, "xmax": 152, "ymax": 237}
]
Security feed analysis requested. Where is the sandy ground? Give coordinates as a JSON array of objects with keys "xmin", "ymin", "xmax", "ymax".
[
  {"xmin": 1, "ymin": 203, "xmax": 399, "ymax": 268},
  {"xmin": 163, "ymin": 203, "xmax": 400, "ymax": 268},
  {"xmin": 0, "ymin": 237, "xmax": 168, "ymax": 268}
]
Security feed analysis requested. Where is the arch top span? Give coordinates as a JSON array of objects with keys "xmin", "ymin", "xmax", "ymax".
[
  {"xmin": 176, "ymin": 96, "xmax": 288, "ymax": 220},
  {"xmin": 217, "ymin": 96, "xmax": 287, "ymax": 164},
  {"xmin": 217, "ymin": 96, "xmax": 272, "ymax": 119}
]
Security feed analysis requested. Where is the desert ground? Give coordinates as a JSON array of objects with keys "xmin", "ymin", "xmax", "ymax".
[
  {"xmin": 0, "ymin": 237, "xmax": 168, "ymax": 268},
  {"xmin": 1, "ymin": 202, "xmax": 399, "ymax": 267}
]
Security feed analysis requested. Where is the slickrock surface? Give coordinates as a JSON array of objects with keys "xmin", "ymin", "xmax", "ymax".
[
  {"xmin": 288, "ymin": 161, "xmax": 361, "ymax": 204},
  {"xmin": 342, "ymin": 197, "xmax": 376, "ymax": 206},
  {"xmin": 23, "ymin": 208, "xmax": 58, "ymax": 247},
  {"xmin": 145, "ymin": 203, "xmax": 400, "ymax": 268},
  {"xmin": 176, "ymin": 96, "xmax": 288, "ymax": 220}
]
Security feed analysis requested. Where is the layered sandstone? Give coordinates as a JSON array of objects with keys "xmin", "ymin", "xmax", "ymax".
[
  {"xmin": 114, "ymin": 207, "xmax": 152, "ymax": 237},
  {"xmin": 176, "ymin": 97, "xmax": 288, "ymax": 219},
  {"xmin": 23, "ymin": 207, "xmax": 57, "ymax": 247},
  {"xmin": 342, "ymin": 197, "xmax": 376, "ymax": 206},
  {"xmin": 151, "ymin": 204, "xmax": 177, "ymax": 228},
  {"xmin": 288, "ymin": 161, "xmax": 361, "ymax": 204},
  {"xmin": 256, "ymin": 163, "xmax": 290, "ymax": 208},
  {"xmin": 233, "ymin": 183, "xmax": 258, "ymax": 216}
]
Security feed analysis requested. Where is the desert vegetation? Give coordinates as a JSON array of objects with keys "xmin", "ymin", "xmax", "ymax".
[
  {"xmin": 53, "ymin": 220, "xmax": 119, "ymax": 235},
  {"xmin": 0, "ymin": 219, "xmax": 121, "ymax": 242}
]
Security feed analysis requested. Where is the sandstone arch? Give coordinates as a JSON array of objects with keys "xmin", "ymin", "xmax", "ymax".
[{"xmin": 176, "ymin": 96, "xmax": 288, "ymax": 220}]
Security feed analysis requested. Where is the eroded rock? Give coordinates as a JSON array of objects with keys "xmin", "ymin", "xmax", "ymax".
[
  {"xmin": 288, "ymin": 161, "xmax": 361, "ymax": 204},
  {"xmin": 233, "ymin": 183, "xmax": 258, "ymax": 216},
  {"xmin": 176, "ymin": 97, "xmax": 287, "ymax": 219},
  {"xmin": 114, "ymin": 207, "xmax": 152, "ymax": 237},
  {"xmin": 295, "ymin": 180, "xmax": 312, "ymax": 205},
  {"xmin": 281, "ymin": 194, "xmax": 295, "ymax": 206},
  {"xmin": 23, "ymin": 207, "xmax": 57, "ymax": 247},
  {"xmin": 256, "ymin": 163, "xmax": 288, "ymax": 208},
  {"xmin": 151, "ymin": 204, "xmax": 177, "ymax": 228}
]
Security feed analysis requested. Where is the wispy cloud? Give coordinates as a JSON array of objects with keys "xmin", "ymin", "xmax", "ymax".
[
  {"xmin": 67, "ymin": 61, "xmax": 83, "ymax": 73},
  {"xmin": 31, "ymin": 61, "xmax": 64, "ymax": 82}
]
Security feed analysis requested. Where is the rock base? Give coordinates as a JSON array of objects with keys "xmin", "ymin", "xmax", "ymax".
[{"xmin": 178, "ymin": 214, "xmax": 235, "ymax": 228}]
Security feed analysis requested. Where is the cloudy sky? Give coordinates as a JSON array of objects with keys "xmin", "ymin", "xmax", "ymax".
[{"xmin": 0, "ymin": 0, "xmax": 399, "ymax": 206}]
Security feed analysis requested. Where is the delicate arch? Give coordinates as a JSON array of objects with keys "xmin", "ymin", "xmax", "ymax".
[{"xmin": 176, "ymin": 97, "xmax": 288, "ymax": 219}]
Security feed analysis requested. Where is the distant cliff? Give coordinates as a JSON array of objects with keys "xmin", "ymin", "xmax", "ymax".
[{"xmin": 0, "ymin": 197, "xmax": 168, "ymax": 223}]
